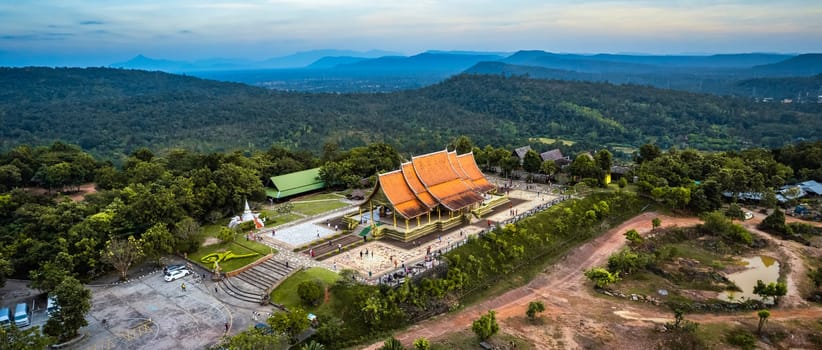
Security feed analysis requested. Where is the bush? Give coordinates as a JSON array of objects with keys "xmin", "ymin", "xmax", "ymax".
[
  {"xmin": 726, "ymin": 328, "xmax": 756, "ymax": 350},
  {"xmin": 471, "ymin": 310, "xmax": 499, "ymax": 341},
  {"xmin": 297, "ymin": 280, "xmax": 324, "ymax": 306}
]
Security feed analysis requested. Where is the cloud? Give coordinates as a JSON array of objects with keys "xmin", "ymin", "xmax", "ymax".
[{"xmin": 80, "ymin": 20, "xmax": 105, "ymax": 25}]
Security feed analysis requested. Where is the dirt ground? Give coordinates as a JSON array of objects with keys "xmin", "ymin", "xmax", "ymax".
[{"xmin": 360, "ymin": 211, "xmax": 822, "ymax": 349}]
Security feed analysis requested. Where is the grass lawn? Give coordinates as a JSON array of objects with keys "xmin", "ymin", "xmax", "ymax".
[
  {"xmin": 296, "ymin": 192, "xmax": 345, "ymax": 201},
  {"xmin": 261, "ymin": 212, "xmax": 303, "ymax": 227},
  {"xmin": 270, "ymin": 267, "xmax": 340, "ymax": 313},
  {"xmin": 189, "ymin": 236, "xmax": 275, "ymax": 272},
  {"xmin": 291, "ymin": 200, "xmax": 348, "ymax": 216}
]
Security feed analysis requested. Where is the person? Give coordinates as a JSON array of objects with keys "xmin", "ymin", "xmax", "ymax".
[
  {"xmin": 332, "ymin": 262, "xmax": 337, "ymax": 271},
  {"xmin": 181, "ymin": 283, "xmax": 186, "ymax": 292},
  {"xmin": 215, "ymin": 287, "xmax": 218, "ymax": 293},
  {"xmin": 285, "ymin": 261, "xmax": 289, "ymax": 268},
  {"xmin": 360, "ymin": 250, "xmax": 363, "ymax": 259},
  {"xmin": 224, "ymin": 322, "xmax": 229, "ymax": 333}
]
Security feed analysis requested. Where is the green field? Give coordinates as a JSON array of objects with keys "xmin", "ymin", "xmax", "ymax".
[
  {"xmin": 530, "ymin": 137, "xmax": 576, "ymax": 146},
  {"xmin": 269, "ymin": 267, "xmax": 340, "ymax": 313},
  {"xmin": 261, "ymin": 212, "xmax": 302, "ymax": 227},
  {"xmin": 291, "ymin": 200, "xmax": 348, "ymax": 216},
  {"xmin": 296, "ymin": 192, "xmax": 345, "ymax": 201}
]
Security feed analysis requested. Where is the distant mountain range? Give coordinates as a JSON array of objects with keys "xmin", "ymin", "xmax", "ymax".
[
  {"xmin": 107, "ymin": 49, "xmax": 822, "ymax": 97},
  {"xmin": 110, "ymin": 49, "xmax": 401, "ymax": 71}
]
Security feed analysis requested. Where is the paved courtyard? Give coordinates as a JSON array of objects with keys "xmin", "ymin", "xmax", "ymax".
[
  {"xmin": 271, "ymin": 222, "xmax": 338, "ymax": 247},
  {"xmin": 77, "ymin": 269, "xmax": 271, "ymax": 350},
  {"xmin": 325, "ymin": 188, "xmax": 562, "ymax": 279}
]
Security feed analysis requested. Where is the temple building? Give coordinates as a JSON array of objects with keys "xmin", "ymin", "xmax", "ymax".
[{"xmin": 349, "ymin": 149, "xmax": 507, "ymax": 242}]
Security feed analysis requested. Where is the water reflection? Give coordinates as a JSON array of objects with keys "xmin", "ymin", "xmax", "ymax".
[{"xmin": 720, "ymin": 256, "xmax": 780, "ymax": 303}]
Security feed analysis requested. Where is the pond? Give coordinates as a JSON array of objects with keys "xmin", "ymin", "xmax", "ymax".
[{"xmin": 720, "ymin": 255, "xmax": 780, "ymax": 304}]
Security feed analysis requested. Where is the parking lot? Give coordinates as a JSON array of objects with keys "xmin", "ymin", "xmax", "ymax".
[{"xmin": 79, "ymin": 271, "xmax": 235, "ymax": 350}]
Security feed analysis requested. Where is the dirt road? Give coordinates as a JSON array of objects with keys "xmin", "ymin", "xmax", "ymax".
[{"xmin": 360, "ymin": 212, "xmax": 822, "ymax": 349}]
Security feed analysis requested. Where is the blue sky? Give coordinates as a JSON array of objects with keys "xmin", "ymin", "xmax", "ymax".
[{"xmin": 1, "ymin": 0, "xmax": 821, "ymax": 66}]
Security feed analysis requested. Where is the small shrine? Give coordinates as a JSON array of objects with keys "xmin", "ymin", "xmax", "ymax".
[{"xmin": 228, "ymin": 200, "xmax": 265, "ymax": 229}]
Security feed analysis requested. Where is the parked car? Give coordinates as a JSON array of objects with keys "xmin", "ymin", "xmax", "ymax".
[
  {"xmin": 46, "ymin": 296, "xmax": 58, "ymax": 317},
  {"xmin": 164, "ymin": 264, "xmax": 187, "ymax": 275},
  {"xmin": 0, "ymin": 307, "xmax": 10, "ymax": 328},
  {"xmin": 14, "ymin": 303, "xmax": 30, "ymax": 328},
  {"xmin": 744, "ymin": 211, "xmax": 754, "ymax": 220},
  {"xmin": 164, "ymin": 269, "xmax": 190, "ymax": 282}
]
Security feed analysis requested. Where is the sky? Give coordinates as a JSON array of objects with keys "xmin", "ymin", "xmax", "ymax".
[{"xmin": 1, "ymin": 0, "xmax": 821, "ymax": 66}]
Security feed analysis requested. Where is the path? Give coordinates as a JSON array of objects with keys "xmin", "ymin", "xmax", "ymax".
[{"xmin": 360, "ymin": 211, "xmax": 822, "ymax": 349}]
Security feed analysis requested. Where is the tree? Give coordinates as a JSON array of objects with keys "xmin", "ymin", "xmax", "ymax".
[
  {"xmin": 618, "ymin": 177, "xmax": 627, "ymax": 189},
  {"xmin": 652, "ymin": 217, "xmax": 661, "ymax": 231},
  {"xmin": 100, "ymin": 236, "xmax": 144, "ymax": 280},
  {"xmin": 0, "ymin": 253, "xmax": 11, "ymax": 288},
  {"xmin": 174, "ymin": 216, "xmax": 201, "ymax": 253},
  {"xmin": 297, "ymin": 280, "xmax": 324, "ymax": 306},
  {"xmin": 624, "ymin": 229, "xmax": 643, "ymax": 245},
  {"xmin": 0, "ymin": 324, "xmax": 52, "ymax": 350},
  {"xmin": 526, "ymin": 300, "xmax": 545, "ymax": 321},
  {"xmin": 584, "ymin": 268, "xmax": 619, "ymax": 288},
  {"xmin": 569, "ymin": 153, "xmax": 601, "ymax": 181},
  {"xmin": 757, "ymin": 309, "xmax": 770, "ymax": 334},
  {"xmin": 499, "ymin": 155, "xmax": 520, "ymax": 178},
  {"xmin": 522, "ymin": 150, "xmax": 542, "ymax": 173},
  {"xmin": 760, "ymin": 191, "xmax": 778, "ymax": 210},
  {"xmin": 637, "ymin": 144, "xmax": 661, "ymax": 164},
  {"xmin": 141, "ymin": 223, "xmax": 174, "ymax": 266},
  {"xmin": 540, "ymin": 160, "xmax": 557, "ymax": 177},
  {"xmin": 753, "ymin": 280, "xmax": 787, "ymax": 305},
  {"xmin": 43, "ymin": 276, "xmax": 91, "ymax": 342},
  {"xmin": 594, "ymin": 149, "xmax": 612, "ymax": 174},
  {"xmin": 29, "ymin": 253, "xmax": 73, "ymax": 292},
  {"xmin": 268, "ymin": 307, "xmax": 310, "ymax": 343},
  {"xmin": 725, "ymin": 203, "xmax": 744, "ymax": 221},
  {"xmin": 451, "ymin": 135, "xmax": 474, "ymax": 155},
  {"xmin": 413, "ymin": 337, "xmax": 431, "ymax": 350},
  {"xmin": 471, "ymin": 310, "xmax": 499, "ymax": 341},
  {"xmin": 381, "ymin": 337, "xmax": 405, "ymax": 350},
  {"xmin": 218, "ymin": 227, "xmax": 235, "ymax": 243},
  {"xmin": 759, "ymin": 208, "xmax": 788, "ymax": 236},
  {"xmin": 218, "ymin": 327, "xmax": 288, "ymax": 350}
]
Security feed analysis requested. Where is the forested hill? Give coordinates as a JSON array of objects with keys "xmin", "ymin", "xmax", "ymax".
[{"xmin": 1, "ymin": 67, "xmax": 820, "ymax": 161}]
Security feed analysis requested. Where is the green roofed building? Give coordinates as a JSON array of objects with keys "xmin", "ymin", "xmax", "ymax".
[{"xmin": 266, "ymin": 167, "xmax": 326, "ymax": 199}]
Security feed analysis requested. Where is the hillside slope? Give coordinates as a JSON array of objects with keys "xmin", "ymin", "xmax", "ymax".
[{"xmin": 1, "ymin": 67, "xmax": 819, "ymax": 160}]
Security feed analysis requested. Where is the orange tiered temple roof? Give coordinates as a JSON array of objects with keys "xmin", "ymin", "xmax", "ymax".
[
  {"xmin": 401, "ymin": 162, "xmax": 437, "ymax": 208},
  {"xmin": 412, "ymin": 150, "xmax": 484, "ymax": 211},
  {"xmin": 448, "ymin": 151, "xmax": 476, "ymax": 189},
  {"xmin": 377, "ymin": 170, "xmax": 429, "ymax": 219},
  {"xmin": 457, "ymin": 153, "xmax": 495, "ymax": 193}
]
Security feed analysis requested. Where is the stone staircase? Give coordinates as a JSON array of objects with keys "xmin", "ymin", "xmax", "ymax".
[
  {"xmin": 219, "ymin": 258, "xmax": 296, "ymax": 303},
  {"xmin": 300, "ymin": 233, "xmax": 363, "ymax": 260}
]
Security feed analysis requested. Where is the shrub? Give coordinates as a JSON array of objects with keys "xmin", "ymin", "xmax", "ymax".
[
  {"xmin": 413, "ymin": 337, "xmax": 430, "ymax": 350},
  {"xmin": 726, "ymin": 328, "xmax": 756, "ymax": 350},
  {"xmin": 471, "ymin": 310, "xmax": 499, "ymax": 341},
  {"xmin": 526, "ymin": 301, "xmax": 545, "ymax": 321},
  {"xmin": 297, "ymin": 280, "xmax": 324, "ymax": 306},
  {"xmin": 585, "ymin": 268, "xmax": 619, "ymax": 288}
]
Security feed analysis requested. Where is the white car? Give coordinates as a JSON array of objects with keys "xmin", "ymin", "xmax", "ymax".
[
  {"xmin": 744, "ymin": 211, "xmax": 754, "ymax": 220},
  {"xmin": 164, "ymin": 269, "xmax": 190, "ymax": 282}
]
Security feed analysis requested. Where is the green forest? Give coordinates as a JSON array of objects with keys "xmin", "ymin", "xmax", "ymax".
[{"xmin": 1, "ymin": 67, "xmax": 819, "ymax": 163}]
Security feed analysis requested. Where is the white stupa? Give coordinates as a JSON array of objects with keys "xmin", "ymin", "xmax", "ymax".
[{"xmin": 228, "ymin": 200, "xmax": 265, "ymax": 229}]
